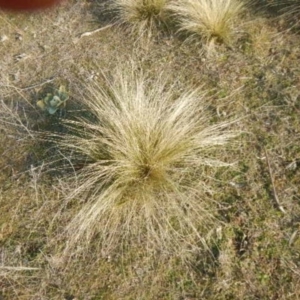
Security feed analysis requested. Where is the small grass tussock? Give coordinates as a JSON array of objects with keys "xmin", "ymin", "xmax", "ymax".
[
  {"xmin": 168, "ymin": 0, "xmax": 246, "ymax": 44},
  {"xmin": 109, "ymin": 0, "xmax": 170, "ymax": 37},
  {"xmin": 58, "ymin": 65, "xmax": 238, "ymax": 255}
]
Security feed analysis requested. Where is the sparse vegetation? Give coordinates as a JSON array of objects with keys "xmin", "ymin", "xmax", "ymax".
[{"xmin": 0, "ymin": 0, "xmax": 300, "ymax": 299}]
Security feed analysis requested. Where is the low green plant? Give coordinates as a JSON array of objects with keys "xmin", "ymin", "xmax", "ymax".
[
  {"xmin": 37, "ymin": 85, "xmax": 69, "ymax": 115},
  {"xmin": 59, "ymin": 65, "xmax": 237, "ymax": 255},
  {"xmin": 168, "ymin": 0, "xmax": 245, "ymax": 44}
]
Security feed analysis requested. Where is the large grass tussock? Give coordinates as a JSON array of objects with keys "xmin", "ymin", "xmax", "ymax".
[
  {"xmin": 168, "ymin": 0, "xmax": 245, "ymax": 43},
  {"xmin": 60, "ymin": 67, "xmax": 237, "ymax": 254}
]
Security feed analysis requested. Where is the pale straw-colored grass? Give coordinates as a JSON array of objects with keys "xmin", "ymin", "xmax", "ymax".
[
  {"xmin": 60, "ymin": 66, "xmax": 237, "ymax": 255},
  {"xmin": 168, "ymin": 0, "xmax": 245, "ymax": 43},
  {"xmin": 109, "ymin": 0, "xmax": 169, "ymax": 37}
]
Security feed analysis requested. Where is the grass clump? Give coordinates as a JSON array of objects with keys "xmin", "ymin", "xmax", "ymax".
[
  {"xmin": 168, "ymin": 0, "xmax": 245, "ymax": 44},
  {"xmin": 109, "ymin": 0, "xmax": 170, "ymax": 37},
  {"xmin": 59, "ymin": 65, "xmax": 237, "ymax": 255}
]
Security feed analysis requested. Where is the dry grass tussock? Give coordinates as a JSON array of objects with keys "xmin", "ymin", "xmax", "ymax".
[
  {"xmin": 58, "ymin": 65, "xmax": 238, "ymax": 255},
  {"xmin": 109, "ymin": 0, "xmax": 170, "ymax": 37},
  {"xmin": 168, "ymin": 0, "xmax": 245, "ymax": 44}
]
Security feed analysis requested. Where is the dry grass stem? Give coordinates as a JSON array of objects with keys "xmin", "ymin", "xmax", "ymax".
[
  {"xmin": 0, "ymin": 98, "xmax": 34, "ymax": 139},
  {"xmin": 263, "ymin": 147, "xmax": 286, "ymax": 214},
  {"xmin": 0, "ymin": 266, "xmax": 40, "ymax": 271}
]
